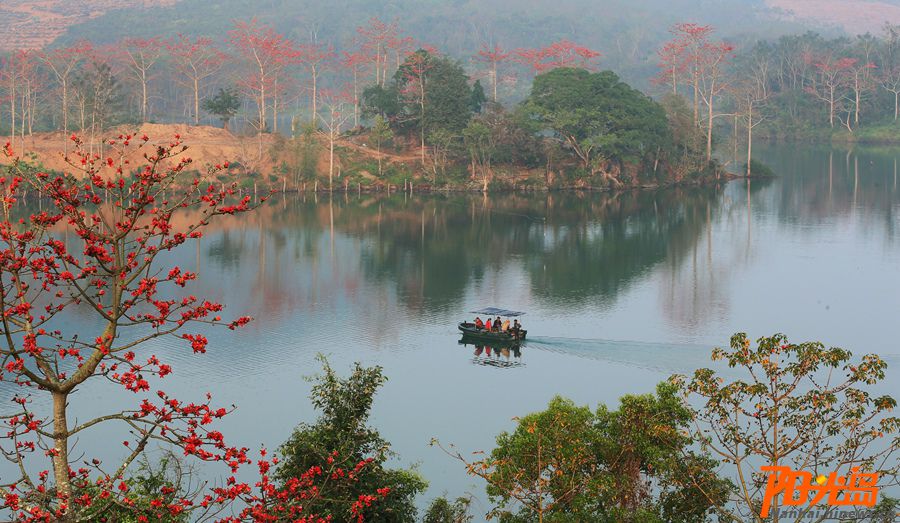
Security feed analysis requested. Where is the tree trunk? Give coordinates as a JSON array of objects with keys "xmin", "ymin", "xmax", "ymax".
[
  {"xmin": 706, "ymin": 92, "xmax": 714, "ymax": 162},
  {"xmin": 353, "ymin": 69, "xmax": 359, "ymax": 127},
  {"xmin": 62, "ymin": 79, "xmax": 69, "ymax": 153},
  {"xmin": 828, "ymin": 88, "xmax": 835, "ymax": 128},
  {"xmin": 258, "ymin": 63, "xmax": 266, "ymax": 134},
  {"xmin": 10, "ymin": 81, "xmax": 16, "ymax": 139},
  {"xmin": 194, "ymin": 77, "xmax": 200, "ymax": 125},
  {"xmin": 375, "ymin": 48, "xmax": 381, "ymax": 86},
  {"xmin": 52, "ymin": 391, "xmax": 72, "ymax": 503},
  {"xmin": 492, "ymin": 61, "xmax": 498, "ymax": 102},
  {"xmin": 377, "ymin": 144, "xmax": 383, "ymax": 176},
  {"xmin": 420, "ymin": 84, "xmax": 426, "ymax": 166},
  {"xmin": 747, "ymin": 102, "xmax": 753, "ymax": 177},
  {"xmin": 692, "ymin": 69, "xmax": 699, "ymax": 126},
  {"xmin": 329, "ymin": 130, "xmax": 335, "ymax": 192},
  {"xmin": 141, "ymin": 74, "xmax": 148, "ymax": 122},
  {"xmin": 273, "ymin": 76, "xmax": 279, "ymax": 134},
  {"xmin": 311, "ymin": 69, "xmax": 318, "ymax": 124}
]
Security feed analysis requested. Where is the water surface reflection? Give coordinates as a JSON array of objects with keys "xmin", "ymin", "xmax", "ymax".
[{"xmin": 1, "ymin": 144, "xmax": 898, "ymax": 510}]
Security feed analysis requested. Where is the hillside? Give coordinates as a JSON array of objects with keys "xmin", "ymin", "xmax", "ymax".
[
  {"xmin": 0, "ymin": 0, "xmax": 176, "ymax": 50},
  {"xmin": 1, "ymin": 0, "xmax": 888, "ymax": 59},
  {"xmin": 766, "ymin": 0, "xmax": 900, "ymax": 33},
  {"xmin": 45, "ymin": 0, "xmax": 801, "ymax": 86}
]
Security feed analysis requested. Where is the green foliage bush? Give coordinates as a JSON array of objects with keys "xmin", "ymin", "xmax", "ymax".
[{"xmin": 275, "ymin": 357, "xmax": 427, "ymax": 522}]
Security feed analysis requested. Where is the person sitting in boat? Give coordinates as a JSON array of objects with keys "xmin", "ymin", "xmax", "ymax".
[
  {"xmin": 494, "ymin": 316, "xmax": 502, "ymax": 332},
  {"xmin": 502, "ymin": 319, "xmax": 511, "ymax": 332},
  {"xmin": 512, "ymin": 319, "xmax": 522, "ymax": 338},
  {"xmin": 474, "ymin": 317, "xmax": 484, "ymax": 330},
  {"xmin": 485, "ymin": 318, "xmax": 493, "ymax": 331}
]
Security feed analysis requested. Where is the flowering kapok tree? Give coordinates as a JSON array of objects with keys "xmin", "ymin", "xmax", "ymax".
[
  {"xmin": 356, "ymin": 18, "xmax": 401, "ymax": 88},
  {"xmin": 167, "ymin": 35, "xmax": 227, "ymax": 125},
  {"xmin": 475, "ymin": 43, "xmax": 511, "ymax": 102},
  {"xmin": 0, "ymin": 134, "xmax": 263, "ymax": 520},
  {"xmin": 513, "ymin": 40, "xmax": 601, "ymax": 75},
  {"xmin": 0, "ymin": 135, "xmax": 394, "ymax": 522}
]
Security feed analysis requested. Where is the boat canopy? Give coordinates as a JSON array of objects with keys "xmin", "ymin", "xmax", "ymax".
[{"xmin": 469, "ymin": 307, "xmax": 526, "ymax": 317}]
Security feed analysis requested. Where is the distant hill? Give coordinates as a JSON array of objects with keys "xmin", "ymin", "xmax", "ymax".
[
  {"xmin": 765, "ymin": 0, "xmax": 900, "ymax": 34},
  {"xmin": 40, "ymin": 0, "xmax": 808, "ymax": 86},
  {"xmin": 0, "ymin": 0, "xmax": 176, "ymax": 50}
]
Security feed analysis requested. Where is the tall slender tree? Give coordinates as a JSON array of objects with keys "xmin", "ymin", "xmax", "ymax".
[
  {"xmin": 341, "ymin": 50, "xmax": 369, "ymax": 127},
  {"xmin": 118, "ymin": 37, "xmax": 164, "ymax": 123},
  {"xmin": 475, "ymin": 43, "xmax": 510, "ymax": 102},
  {"xmin": 38, "ymin": 41, "xmax": 92, "ymax": 148},
  {"xmin": 806, "ymin": 53, "xmax": 856, "ymax": 128},
  {"xmin": 318, "ymin": 89, "xmax": 353, "ymax": 191},
  {"xmin": 298, "ymin": 42, "xmax": 335, "ymax": 124},
  {"xmin": 659, "ymin": 23, "xmax": 715, "ymax": 125},
  {"xmin": 166, "ymin": 35, "xmax": 227, "ymax": 125},
  {"xmin": 357, "ymin": 18, "xmax": 400, "ymax": 87},
  {"xmin": 228, "ymin": 19, "xmax": 293, "ymax": 135},
  {"xmin": 697, "ymin": 40, "xmax": 734, "ymax": 162}
]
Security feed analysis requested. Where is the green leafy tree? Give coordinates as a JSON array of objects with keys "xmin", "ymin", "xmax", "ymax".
[
  {"xmin": 471, "ymin": 79, "xmax": 487, "ymax": 113},
  {"xmin": 521, "ymin": 67, "xmax": 669, "ymax": 184},
  {"xmin": 438, "ymin": 383, "xmax": 731, "ymax": 522},
  {"xmin": 370, "ymin": 114, "xmax": 394, "ymax": 176},
  {"xmin": 463, "ymin": 119, "xmax": 494, "ymax": 190},
  {"xmin": 427, "ymin": 128, "xmax": 461, "ymax": 183},
  {"xmin": 202, "ymin": 87, "xmax": 241, "ymax": 131},
  {"xmin": 677, "ymin": 333, "xmax": 899, "ymax": 523},
  {"xmin": 78, "ymin": 453, "xmax": 190, "ymax": 523},
  {"xmin": 392, "ymin": 49, "xmax": 474, "ymax": 165},
  {"xmin": 660, "ymin": 93, "xmax": 706, "ymax": 179},
  {"xmin": 275, "ymin": 357, "xmax": 427, "ymax": 522},
  {"xmin": 361, "ymin": 84, "xmax": 402, "ymax": 121},
  {"xmin": 424, "ymin": 496, "xmax": 474, "ymax": 523}
]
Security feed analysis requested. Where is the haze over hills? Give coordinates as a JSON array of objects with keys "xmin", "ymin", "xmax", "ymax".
[
  {"xmin": 766, "ymin": 0, "xmax": 900, "ymax": 33},
  {"xmin": 32, "ymin": 0, "xmax": 804, "ymax": 87},
  {"xmin": 0, "ymin": 0, "xmax": 893, "ymax": 57},
  {"xmin": 0, "ymin": 0, "xmax": 178, "ymax": 50},
  {"xmin": 3, "ymin": 0, "xmax": 890, "ymax": 89}
]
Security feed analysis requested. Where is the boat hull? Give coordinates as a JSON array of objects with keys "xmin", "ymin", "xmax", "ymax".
[{"xmin": 458, "ymin": 322, "xmax": 526, "ymax": 343}]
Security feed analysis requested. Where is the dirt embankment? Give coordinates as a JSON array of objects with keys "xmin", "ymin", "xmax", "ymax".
[
  {"xmin": 1, "ymin": 123, "xmax": 424, "ymax": 184},
  {"xmin": 1, "ymin": 123, "xmax": 281, "ymax": 176}
]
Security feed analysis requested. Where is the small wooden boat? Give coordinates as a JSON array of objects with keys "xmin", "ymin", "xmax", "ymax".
[
  {"xmin": 458, "ymin": 323, "xmax": 526, "ymax": 342},
  {"xmin": 459, "ymin": 307, "xmax": 527, "ymax": 342}
]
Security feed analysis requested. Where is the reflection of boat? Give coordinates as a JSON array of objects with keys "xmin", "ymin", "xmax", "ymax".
[
  {"xmin": 458, "ymin": 338, "xmax": 523, "ymax": 368},
  {"xmin": 458, "ymin": 307, "xmax": 527, "ymax": 342}
]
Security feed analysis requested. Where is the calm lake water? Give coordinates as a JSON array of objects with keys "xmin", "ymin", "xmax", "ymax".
[{"xmin": 3, "ymin": 143, "xmax": 900, "ymax": 515}]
